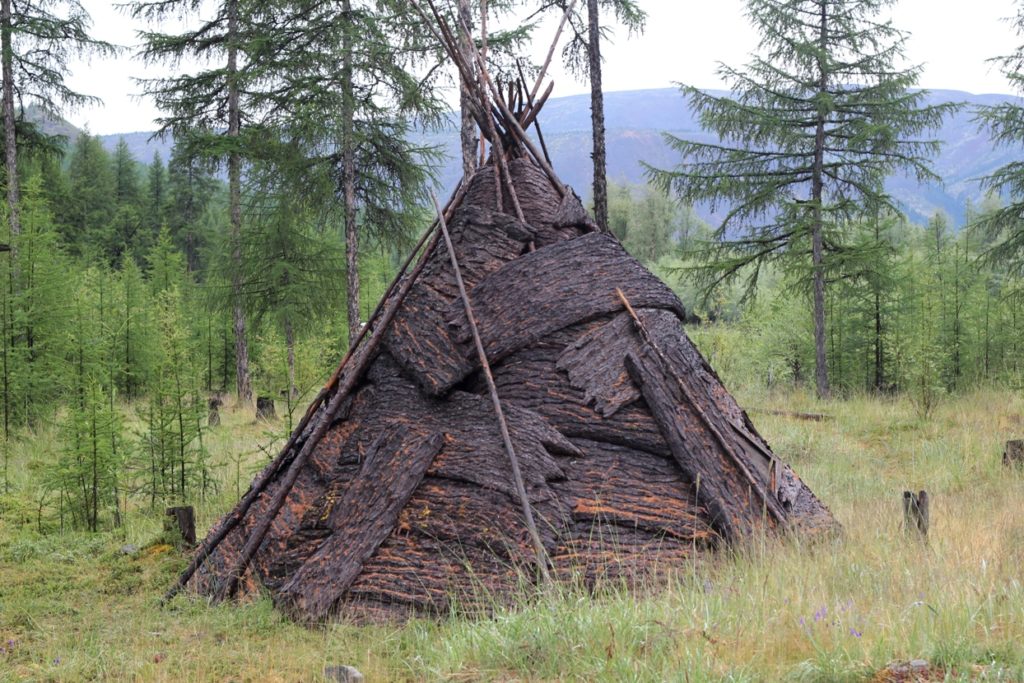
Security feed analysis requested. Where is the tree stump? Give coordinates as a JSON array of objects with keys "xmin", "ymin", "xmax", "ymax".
[
  {"xmin": 902, "ymin": 490, "xmax": 929, "ymax": 540},
  {"xmin": 256, "ymin": 396, "xmax": 277, "ymax": 421},
  {"xmin": 324, "ymin": 665, "xmax": 364, "ymax": 683},
  {"xmin": 208, "ymin": 396, "xmax": 224, "ymax": 428},
  {"xmin": 1004, "ymin": 440, "xmax": 1024, "ymax": 467},
  {"xmin": 164, "ymin": 506, "xmax": 197, "ymax": 548}
]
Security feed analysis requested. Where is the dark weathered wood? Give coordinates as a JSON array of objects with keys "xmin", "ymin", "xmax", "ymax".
[
  {"xmin": 165, "ymin": 506, "xmax": 197, "ymax": 547},
  {"xmin": 424, "ymin": 233, "xmax": 685, "ymax": 393},
  {"xmin": 462, "ymin": 160, "xmax": 580, "ymax": 247},
  {"xmin": 385, "ymin": 204, "xmax": 536, "ymax": 395},
  {"xmin": 551, "ymin": 188, "xmax": 599, "ymax": 232},
  {"xmin": 752, "ymin": 408, "xmax": 833, "ymax": 422},
  {"xmin": 626, "ymin": 350, "xmax": 753, "ymax": 541},
  {"xmin": 277, "ymin": 426, "xmax": 444, "ymax": 620},
  {"xmin": 557, "ymin": 312, "xmax": 642, "ymax": 417},
  {"xmin": 207, "ymin": 396, "xmax": 223, "ymax": 427},
  {"xmin": 903, "ymin": 490, "xmax": 929, "ymax": 540},
  {"xmin": 485, "ymin": 325, "xmax": 669, "ymax": 455},
  {"xmin": 1004, "ymin": 440, "xmax": 1024, "ymax": 467},
  {"xmin": 554, "ymin": 438, "xmax": 713, "ymax": 541}
]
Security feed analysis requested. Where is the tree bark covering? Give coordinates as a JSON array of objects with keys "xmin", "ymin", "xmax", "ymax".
[{"xmin": 188, "ymin": 157, "xmax": 835, "ymax": 623}]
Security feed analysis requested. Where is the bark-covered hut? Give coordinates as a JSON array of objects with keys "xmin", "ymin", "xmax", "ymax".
[{"xmin": 167, "ymin": 6, "xmax": 835, "ymax": 623}]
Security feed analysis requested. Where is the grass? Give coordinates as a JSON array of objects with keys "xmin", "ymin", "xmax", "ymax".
[{"xmin": 3, "ymin": 388, "xmax": 1024, "ymax": 681}]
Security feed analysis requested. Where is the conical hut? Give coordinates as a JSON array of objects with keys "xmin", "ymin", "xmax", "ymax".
[{"xmin": 166, "ymin": 6, "xmax": 835, "ymax": 623}]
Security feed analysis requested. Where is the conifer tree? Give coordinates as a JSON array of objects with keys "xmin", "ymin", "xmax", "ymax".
[
  {"xmin": 649, "ymin": 0, "xmax": 955, "ymax": 398},
  {"xmin": 974, "ymin": 1, "xmax": 1024, "ymax": 267},
  {"xmin": 63, "ymin": 132, "xmax": 116, "ymax": 257},
  {"xmin": 132, "ymin": 0, "xmax": 259, "ymax": 404},
  {"xmin": 1, "ymin": 0, "xmax": 114, "ymax": 246},
  {"xmin": 146, "ymin": 151, "xmax": 167, "ymax": 234},
  {"xmin": 166, "ymin": 145, "xmax": 217, "ymax": 272},
  {"xmin": 112, "ymin": 139, "xmax": 145, "ymax": 261},
  {"xmin": 248, "ymin": 0, "xmax": 443, "ymax": 345},
  {"xmin": 540, "ymin": 0, "xmax": 645, "ymax": 232}
]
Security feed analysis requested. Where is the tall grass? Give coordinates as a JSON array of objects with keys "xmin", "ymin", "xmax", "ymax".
[{"xmin": 3, "ymin": 390, "xmax": 1024, "ymax": 680}]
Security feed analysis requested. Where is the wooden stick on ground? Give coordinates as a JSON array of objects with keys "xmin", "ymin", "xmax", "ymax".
[{"xmin": 432, "ymin": 192, "xmax": 552, "ymax": 584}]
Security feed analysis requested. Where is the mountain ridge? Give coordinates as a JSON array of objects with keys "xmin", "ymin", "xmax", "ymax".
[{"xmin": 39, "ymin": 87, "xmax": 1023, "ymax": 228}]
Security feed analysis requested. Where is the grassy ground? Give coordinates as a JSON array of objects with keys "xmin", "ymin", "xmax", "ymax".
[{"xmin": 3, "ymin": 388, "xmax": 1024, "ymax": 681}]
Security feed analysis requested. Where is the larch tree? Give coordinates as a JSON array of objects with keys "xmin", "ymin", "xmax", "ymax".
[
  {"xmin": 543, "ymin": 0, "xmax": 644, "ymax": 232},
  {"xmin": 1, "ymin": 0, "xmax": 114, "ymax": 247},
  {"xmin": 132, "ymin": 0, "xmax": 259, "ymax": 405},
  {"xmin": 248, "ymin": 0, "xmax": 443, "ymax": 346},
  {"xmin": 974, "ymin": 1, "xmax": 1024, "ymax": 269},
  {"xmin": 648, "ymin": 0, "xmax": 955, "ymax": 399}
]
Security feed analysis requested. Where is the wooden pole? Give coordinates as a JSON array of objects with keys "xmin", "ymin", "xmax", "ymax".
[{"xmin": 432, "ymin": 192, "xmax": 552, "ymax": 584}]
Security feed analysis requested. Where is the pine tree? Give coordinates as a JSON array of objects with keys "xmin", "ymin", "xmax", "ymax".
[{"xmin": 648, "ymin": 0, "xmax": 956, "ymax": 399}]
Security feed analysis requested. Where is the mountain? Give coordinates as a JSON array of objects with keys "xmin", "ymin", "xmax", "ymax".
[
  {"xmin": 414, "ymin": 87, "xmax": 1024, "ymax": 228},
  {"xmin": 38, "ymin": 87, "xmax": 1024, "ymax": 227}
]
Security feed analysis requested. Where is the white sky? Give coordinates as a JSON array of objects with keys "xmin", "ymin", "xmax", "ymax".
[{"xmin": 66, "ymin": 0, "xmax": 1022, "ymax": 135}]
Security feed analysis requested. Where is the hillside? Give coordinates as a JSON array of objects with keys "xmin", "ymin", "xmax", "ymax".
[{"xmin": 45, "ymin": 87, "xmax": 1024, "ymax": 228}]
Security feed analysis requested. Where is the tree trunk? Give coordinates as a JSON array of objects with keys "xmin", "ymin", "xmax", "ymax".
[
  {"xmin": 227, "ymin": 0, "xmax": 252, "ymax": 406},
  {"xmin": 456, "ymin": 0, "xmax": 478, "ymax": 178},
  {"xmin": 811, "ymin": 1, "xmax": 830, "ymax": 400},
  {"xmin": 342, "ymin": 0, "xmax": 360, "ymax": 347},
  {"xmin": 1, "ymin": 0, "xmax": 19, "ymax": 244},
  {"xmin": 284, "ymin": 316, "xmax": 297, "ymax": 399},
  {"xmin": 586, "ymin": 0, "xmax": 608, "ymax": 233}
]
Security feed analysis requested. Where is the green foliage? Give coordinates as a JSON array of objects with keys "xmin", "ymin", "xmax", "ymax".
[
  {"xmin": 134, "ymin": 287, "xmax": 214, "ymax": 508},
  {"xmin": 650, "ymin": 0, "xmax": 956, "ymax": 300}
]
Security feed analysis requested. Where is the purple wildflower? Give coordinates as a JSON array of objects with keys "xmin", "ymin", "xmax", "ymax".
[
  {"xmin": 849, "ymin": 627, "xmax": 862, "ymax": 638},
  {"xmin": 814, "ymin": 606, "xmax": 827, "ymax": 622}
]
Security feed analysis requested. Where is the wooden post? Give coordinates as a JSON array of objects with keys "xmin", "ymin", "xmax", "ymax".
[
  {"xmin": 165, "ymin": 506, "xmax": 197, "ymax": 548},
  {"xmin": 902, "ymin": 490, "xmax": 929, "ymax": 540},
  {"xmin": 1004, "ymin": 440, "xmax": 1024, "ymax": 467}
]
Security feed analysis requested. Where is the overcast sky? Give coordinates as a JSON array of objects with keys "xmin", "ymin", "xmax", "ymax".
[{"xmin": 65, "ymin": 0, "xmax": 1023, "ymax": 135}]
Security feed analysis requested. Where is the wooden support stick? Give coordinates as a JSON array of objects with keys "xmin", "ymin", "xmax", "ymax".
[
  {"xmin": 164, "ymin": 181, "xmax": 467, "ymax": 605},
  {"xmin": 432, "ymin": 192, "xmax": 552, "ymax": 584},
  {"xmin": 528, "ymin": 0, "xmax": 579, "ymax": 105},
  {"xmin": 615, "ymin": 288, "xmax": 787, "ymax": 526},
  {"xmin": 462, "ymin": 31, "xmax": 567, "ymax": 199}
]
